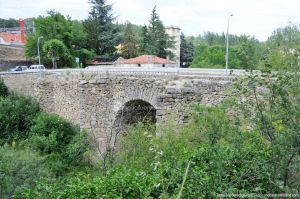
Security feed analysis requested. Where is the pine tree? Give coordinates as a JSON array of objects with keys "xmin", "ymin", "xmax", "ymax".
[
  {"xmin": 180, "ymin": 33, "xmax": 194, "ymax": 67},
  {"xmin": 140, "ymin": 25, "xmax": 148, "ymax": 54},
  {"xmin": 84, "ymin": 0, "xmax": 119, "ymax": 55},
  {"xmin": 122, "ymin": 22, "xmax": 139, "ymax": 59},
  {"xmin": 140, "ymin": 6, "xmax": 174, "ymax": 58}
]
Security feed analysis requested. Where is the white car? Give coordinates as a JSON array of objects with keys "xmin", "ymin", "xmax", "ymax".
[{"xmin": 27, "ymin": 65, "xmax": 46, "ymax": 70}]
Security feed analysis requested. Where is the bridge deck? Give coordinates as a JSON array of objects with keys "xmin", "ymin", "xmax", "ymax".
[{"xmin": 0, "ymin": 67, "xmax": 253, "ymax": 78}]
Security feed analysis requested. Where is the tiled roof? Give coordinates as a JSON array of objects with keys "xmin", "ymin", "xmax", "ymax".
[
  {"xmin": 124, "ymin": 55, "xmax": 176, "ymax": 64},
  {"xmin": 0, "ymin": 32, "xmax": 22, "ymax": 44}
]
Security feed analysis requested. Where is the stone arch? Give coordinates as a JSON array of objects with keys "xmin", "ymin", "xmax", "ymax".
[
  {"xmin": 113, "ymin": 99, "xmax": 157, "ymax": 134},
  {"xmin": 109, "ymin": 99, "xmax": 156, "ymax": 152},
  {"xmin": 112, "ymin": 88, "xmax": 160, "ymax": 113},
  {"xmin": 106, "ymin": 88, "xmax": 162, "ymax": 150}
]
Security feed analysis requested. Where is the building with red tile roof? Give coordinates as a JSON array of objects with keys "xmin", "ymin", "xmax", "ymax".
[
  {"xmin": 124, "ymin": 55, "xmax": 176, "ymax": 64},
  {"xmin": 116, "ymin": 55, "xmax": 178, "ymax": 68},
  {"xmin": 0, "ymin": 32, "xmax": 24, "ymax": 46},
  {"xmin": 87, "ymin": 55, "xmax": 179, "ymax": 68}
]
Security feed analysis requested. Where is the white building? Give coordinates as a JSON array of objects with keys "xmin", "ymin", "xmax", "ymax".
[{"xmin": 165, "ymin": 26, "xmax": 181, "ymax": 67}]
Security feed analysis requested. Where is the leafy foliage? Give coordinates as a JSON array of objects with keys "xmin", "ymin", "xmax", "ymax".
[
  {"xmin": 83, "ymin": 0, "xmax": 119, "ymax": 55},
  {"xmin": 120, "ymin": 22, "xmax": 139, "ymax": 59},
  {"xmin": 25, "ymin": 11, "xmax": 93, "ymax": 67},
  {"xmin": 28, "ymin": 113, "xmax": 77, "ymax": 153},
  {"xmin": 191, "ymin": 35, "xmax": 263, "ymax": 69},
  {"xmin": 0, "ymin": 18, "xmax": 18, "ymax": 28},
  {"xmin": 0, "ymin": 146, "xmax": 51, "ymax": 199},
  {"xmin": 0, "ymin": 80, "xmax": 91, "ymax": 197},
  {"xmin": 17, "ymin": 92, "xmax": 300, "ymax": 197},
  {"xmin": 233, "ymin": 71, "xmax": 300, "ymax": 190},
  {"xmin": 43, "ymin": 39, "xmax": 71, "ymax": 68},
  {"xmin": 180, "ymin": 33, "xmax": 194, "ymax": 67},
  {"xmin": 259, "ymin": 23, "xmax": 300, "ymax": 71},
  {"xmin": 72, "ymin": 48, "xmax": 95, "ymax": 67},
  {"xmin": 0, "ymin": 93, "xmax": 40, "ymax": 145},
  {"xmin": 0, "ymin": 78, "xmax": 8, "ymax": 97},
  {"xmin": 140, "ymin": 6, "xmax": 175, "ymax": 59}
]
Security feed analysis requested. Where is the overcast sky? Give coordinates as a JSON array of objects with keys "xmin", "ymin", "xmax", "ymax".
[{"xmin": 1, "ymin": 0, "xmax": 300, "ymax": 41}]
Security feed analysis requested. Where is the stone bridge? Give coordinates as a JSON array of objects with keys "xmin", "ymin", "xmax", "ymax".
[{"xmin": 0, "ymin": 68, "xmax": 241, "ymax": 152}]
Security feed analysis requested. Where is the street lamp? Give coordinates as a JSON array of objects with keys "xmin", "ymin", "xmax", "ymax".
[
  {"xmin": 225, "ymin": 14, "xmax": 233, "ymax": 75},
  {"xmin": 37, "ymin": 36, "xmax": 43, "ymax": 65}
]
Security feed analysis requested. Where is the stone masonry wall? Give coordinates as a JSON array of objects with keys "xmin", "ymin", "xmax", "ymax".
[
  {"xmin": 0, "ymin": 71, "xmax": 233, "ymax": 154},
  {"xmin": 0, "ymin": 72, "xmax": 81, "ymax": 124}
]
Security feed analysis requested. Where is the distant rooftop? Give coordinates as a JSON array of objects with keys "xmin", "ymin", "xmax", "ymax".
[
  {"xmin": 123, "ymin": 55, "xmax": 176, "ymax": 64},
  {"xmin": 0, "ymin": 32, "xmax": 23, "ymax": 45}
]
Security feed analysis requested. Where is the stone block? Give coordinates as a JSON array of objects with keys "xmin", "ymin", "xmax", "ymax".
[
  {"xmin": 80, "ymin": 80, "xmax": 88, "ymax": 85},
  {"xmin": 156, "ymin": 110, "xmax": 165, "ymax": 116}
]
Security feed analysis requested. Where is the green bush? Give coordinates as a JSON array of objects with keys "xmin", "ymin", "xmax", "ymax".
[
  {"xmin": 19, "ymin": 104, "xmax": 281, "ymax": 198},
  {"xmin": 115, "ymin": 123, "xmax": 156, "ymax": 170},
  {"xmin": 0, "ymin": 78, "xmax": 8, "ymax": 97},
  {"xmin": 17, "ymin": 168, "xmax": 159, "ymax": 199},
  {"xmin": 0, "ymin": 93, "xmax": 40, "ymax": 145},
  {"xmin": 64, "ymin": 130, "xmax": 91, "ymax": 165},
  {"xmin": 9, "ymin": 72, "xmax": 300, "ymax": 197},
  {"xmin": 26, "ymin": 112, "xmax": 91, "ymax": 166},
  {"xmin": 0, "ymin": 146, "xmax": 51, "ymax": 199},
  {"xmin": 28, "ymin": 112, "xmax": 79, "ymax": 154}
]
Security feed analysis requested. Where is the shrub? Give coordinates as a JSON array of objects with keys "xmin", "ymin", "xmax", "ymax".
[
  {"xmin": 26, "ymin": 112, "xmax": 91, "ymax": 167},
  {"xmin": 0, "ymin": 146, "xmax": 51, "ymax": 199},
  {"xmin": 17, "ymin": 105, "xmax": 275, "ymax": 198},
  {"xmin": 64, "ymin": 130, "xmax": 91, "ymax": 165},
  {"xmin": 115, "ymin": 122, "xmax": 156, "ymax": 170},
  {"xmin": 28, "ymin": 112, "xmax": 80, "ymax": 154},
  {"xmin": 0, "ymin": 93, "xmax": 40, "ymax": 145},
  {"xmin": 0, "ymin": 78, "xmax": 8, "ymax": 97}
]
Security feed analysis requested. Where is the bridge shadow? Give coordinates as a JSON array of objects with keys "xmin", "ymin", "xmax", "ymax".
[{"xmin": 113, "ymin": 99, "xmax": 156, "ymax": 132}]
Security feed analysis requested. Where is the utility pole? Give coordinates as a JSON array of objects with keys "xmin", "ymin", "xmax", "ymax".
[
  {"xmin": 225, "ymin": 14, "xmax": 233, "ymax": 75},
  {"xmin": 37, "ymin": 36, "xmax": 43, "ymax": 65}
]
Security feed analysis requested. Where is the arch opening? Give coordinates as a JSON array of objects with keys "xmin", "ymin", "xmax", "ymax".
[
  {"xmin": 107, "ymin": 99, "xmax": 157, "ymax": 158},
  {"xmin": 113, "ymin": 99, "xmax": 156, "ymax": 132}
]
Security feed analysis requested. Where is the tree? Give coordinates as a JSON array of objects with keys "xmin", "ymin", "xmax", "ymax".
[
  {"xmin": 139, "ymin": 25, "xmax": 151, "ymax": 55},
  {"xmin": 84, "ymin": 0, "xmax": 119, "ymax": 55},
  {"xmin": 191, "ymin": 44, "xmax": 240, "ymax": 68},
  {"xmin": 121, "ymin": 22, "xmax": 139, "ymax": 58},
  {"xmin": 25, "ymin": 11, "xmax": 92, "ymax": 68},
  {"xmin": 180, "ymin": 33, "xmax": 194, "ymax": 67},
  {"xmin": 259, "ymin": 23, "xmax": 300, "ymax": 71},
  {"xmin": 0, "ymin": 78, "xmax": 8, "ymax": 98},
  {"xmin": 236, "ymin": 36, "xmax": 263, "ymax": 69},
  {"xmin": 140, "ymin": 6, "xmax": 174, "ymax": 58},
  {"xmin": 35, "ymin": 14, "xmax": 87, "ymax": 50},
  {"xmin": 43, "ymin": 39, "xmax": 71, "ymax": 69},
  {"xmin": 234, "ymin": 71, "xmax": 300, "ymax": 190},
  {"xmin": 72, "ymin": 48, "xmax": 95, "ymax": 67},
  {"xmin": 0, "ymin": 18, "xmax": 18, "ymax": 28}
]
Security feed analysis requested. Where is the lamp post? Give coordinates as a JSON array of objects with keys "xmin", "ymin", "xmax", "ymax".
[
  {"xmin": 225, "ymin": 14, "xmax": 233, "ymax": 75},
  {"xmin": 37, "ymin": 36, "xmax": 43, "ymax": 65}
]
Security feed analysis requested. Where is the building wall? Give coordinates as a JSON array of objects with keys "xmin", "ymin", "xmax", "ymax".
[
  {"xmin": 165, "ymin": 26, "xmax": 181, "ymax": 66},
  {"xmin": 0, "ymin": 45, "xmax": 30, "ymax": 71},
  {"xmin": 114, "ymin": 63, "xmax": 179, "ymax": 68}
]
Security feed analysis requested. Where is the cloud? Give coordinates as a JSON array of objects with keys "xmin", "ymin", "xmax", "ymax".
[{"xmin": 1, "ymin": 0, "xmax": 300, "ymax": 41}]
